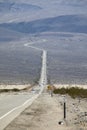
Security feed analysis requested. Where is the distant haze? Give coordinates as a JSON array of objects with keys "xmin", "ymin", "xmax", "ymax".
[{"xmin": 0, "ymin": 0, "xmax": 87, "ymax": 84}]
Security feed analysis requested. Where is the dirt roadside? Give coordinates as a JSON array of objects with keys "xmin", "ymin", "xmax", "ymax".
[{"xmin": 5, "ymin": 91, "xmax": 87, "ymax": 130}]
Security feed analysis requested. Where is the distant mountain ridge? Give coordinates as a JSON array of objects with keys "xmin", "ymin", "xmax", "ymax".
[
  {"xmin": 0, "ymin": 14, "xmax": 87, "ymax": 34},
  {"xmin": 0, "ymin": 1, "xmax": 42, "ymax": 13}
]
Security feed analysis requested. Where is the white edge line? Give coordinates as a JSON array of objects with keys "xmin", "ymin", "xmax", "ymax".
[
  {"xmin": 0, "ymin": 48, "xmax": 45, "ymax": 120},
  {"xmin": 0, "ymin": 95, "xmax": 38, "ymax": 120}
]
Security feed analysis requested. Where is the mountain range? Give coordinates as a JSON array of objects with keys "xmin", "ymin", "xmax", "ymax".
[{"xmin": 0, "ymin": 14, "xmax": 87, "ymax": 34}]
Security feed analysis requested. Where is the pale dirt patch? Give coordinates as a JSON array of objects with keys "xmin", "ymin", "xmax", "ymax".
[
  {"xmin": 54, "ymin": 84, "xmax": 87, "ymax": 89},
  {"xmin": 0, "ymin": 84, "xmax": 31, "ymax": 90}
]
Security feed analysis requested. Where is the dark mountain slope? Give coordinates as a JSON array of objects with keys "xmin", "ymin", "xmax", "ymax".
[{"xmin": 0, "ymin": 15, "xmax": 87, "ymax": 34}]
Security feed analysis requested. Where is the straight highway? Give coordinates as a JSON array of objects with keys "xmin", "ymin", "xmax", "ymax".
[{"xmin": 0, "ymin": 46, "xmax": 47, "ymax": 130}]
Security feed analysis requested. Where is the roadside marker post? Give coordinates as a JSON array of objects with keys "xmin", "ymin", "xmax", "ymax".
[{"xmin": 64, "ymin": 101, "xmax": 66, "ymax": 119}]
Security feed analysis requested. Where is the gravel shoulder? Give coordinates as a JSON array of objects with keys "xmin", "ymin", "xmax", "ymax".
[{"xmin": 5, "ymin": 90, "xmax": 87, "ymax": 130}]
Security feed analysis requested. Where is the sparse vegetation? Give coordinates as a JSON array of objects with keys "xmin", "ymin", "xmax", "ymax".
[
  {"xmin": 0, "ymin": 88, "xmax": 20, "ymax": 93},
  {"xmin": 0, "ymin": 85, "xmax": 33, "ymax": 93},
  {"xmin": 53, "ymin": 87, "xmax": 87, "ymax": 98}
]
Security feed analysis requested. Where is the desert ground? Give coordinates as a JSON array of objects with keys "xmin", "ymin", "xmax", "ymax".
[
  {"xmin": 0, "ymin": 1, "xmax": 87, "ymax": 130},
  {"xmin": 0, "ymin": 84, "xmax": 31, "ymax": 90},
  {"xmin": 4, "ymin": 86, "xmax": 87, "ymax": 130}
]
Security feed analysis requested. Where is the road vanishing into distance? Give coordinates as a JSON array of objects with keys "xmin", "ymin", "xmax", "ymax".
[{"xmin": 0, "ymin": 46, "xmax": 47, "ymax": 130}]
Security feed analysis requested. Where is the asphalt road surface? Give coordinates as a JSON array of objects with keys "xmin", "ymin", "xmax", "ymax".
[
  {"xmin": 0, "ymin": 49, "xmax": 47, "ymax": 130},
  {"xmin": 0, "ymin": 89, "xmax": 41, "ymax": 130}
]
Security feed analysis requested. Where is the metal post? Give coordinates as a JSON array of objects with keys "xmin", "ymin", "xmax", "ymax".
[
  {"xmin": 64, "ymin": 101, "xmax": 66, "ymax": 119},
  {"xmin": 58, "ymin": 96, "xmax": 66, "ymax": 125}
]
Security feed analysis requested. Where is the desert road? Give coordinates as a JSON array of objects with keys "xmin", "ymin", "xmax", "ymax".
[
  {"xmin": 0, "ymin": 87, "xmax": 42, "ymax": 130},
  {"xmin": 0, "ymin": 49, "xmax": 47, "ymax": 130}
]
